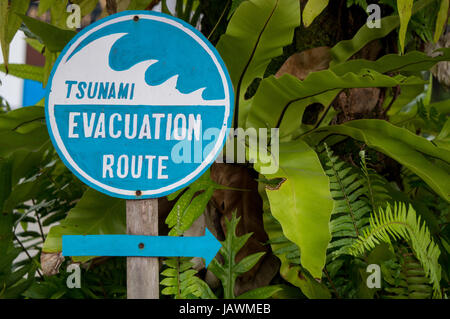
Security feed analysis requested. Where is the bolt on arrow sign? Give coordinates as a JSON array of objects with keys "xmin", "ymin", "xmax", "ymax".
[{"xmin": 62, "ymin": 228, "xmax": 222, "ymax": 267}]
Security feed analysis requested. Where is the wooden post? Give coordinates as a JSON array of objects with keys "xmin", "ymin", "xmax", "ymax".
[{"xmin": 126, "ymin": 199, "xmax": 159, "ymax": 299}]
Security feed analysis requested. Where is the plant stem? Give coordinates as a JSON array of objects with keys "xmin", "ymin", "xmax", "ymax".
[
  {"xmin": 207, "ymin": 0, "xmax": 231, "ymax": 40},
  {"xmin": 382, "ymin": 85, "xmax": 400, "ymax": 116},
  {"xmin": 323, "ymin": 268, "xmax": 340, "ymax": 299},
  {"xmin": 32, "ymin": 199, "xmax": 46, "ymax": 243},
  {"xmin": 13, "ymin": 233, "xmax": 44, "ymax": 279}
]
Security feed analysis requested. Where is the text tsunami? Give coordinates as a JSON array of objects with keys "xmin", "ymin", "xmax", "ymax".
[{"xmin": 65, "ymin": 80, "xmax": 135, "ymax": 100}]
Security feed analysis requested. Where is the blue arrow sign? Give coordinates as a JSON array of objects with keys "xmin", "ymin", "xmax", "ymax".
[{"xmin": 62, "ymin": 228, "xmax": 221, "ymax": 267}]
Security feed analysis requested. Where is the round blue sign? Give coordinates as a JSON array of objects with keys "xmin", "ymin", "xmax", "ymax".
[{"xmin": 46, "ymin": 11, "xmax": 234, "ymax": 199}]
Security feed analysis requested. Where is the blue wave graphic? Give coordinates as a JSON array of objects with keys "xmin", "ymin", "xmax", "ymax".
[{"xmin": 68, "ymin": 18, "xmax": 225, "ymax": 101}]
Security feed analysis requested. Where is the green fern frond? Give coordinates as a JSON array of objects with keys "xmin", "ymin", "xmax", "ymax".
[
  {"xmin": 161, "ymin": 257, "xmax": 216, "ymax": 299},
  {"xmin": 381, "ymin": 248, "xmax": 434, "ymax": 299},
  {"xmin": 350, "ymin": 203, "xmax": 442, "ymax": 297},
  {"xmin": 322, "ymin": 144, "xmax": 372, "ymax": 259},
  {"xmin": 162, "ymin": 190, "xmax": 217, "ymax": 300},
  {"xmin": 359, "ymin": 150, "xmax": 392, "ymax": 211},
  {"xmin": 165, "ymin": 170, "xmax": 216, "ymax": 236}
]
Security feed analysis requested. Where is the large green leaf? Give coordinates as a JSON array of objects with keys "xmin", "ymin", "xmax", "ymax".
[
  {"xmin": 0, "ymin": 106, "xmax": 48, "ymax": 157},
  {"xmin": 0, "ymin": 64, "xmax": 44, "ymax": 83},
  {"xmin": 330, "ymin": 48, "xmax": 450, "ymax": 76},
  {"xmin": 49, "ymin": 0, "xmax": 69, "ymax": 29},
  {"xmin": 434, "ymin": 0, "xmax": 449, "ymax": 42},
  {"xmin": 255, "ymin": 139, "xmax": 334, "ymax": 279},
  {"xmin": 42, "ymin": 188, "xmax": 126, "ymax": 261},
  {"xmin": 0, "ymin": 106, "xmax": 45, "ymax": 130},
  {"xmin": 330, "ymin": 0, "xmax": 435, "ymax": 65},
  {"xmin": 18, "ymin": 14, "xmax": 77, "ymax": 52},
  {"xmin": 37, "ymin": 0, "xmax": 57, "ymax": 16},
  {"xmin": 0, "ymin": 157, "xmax": 12, "ymax": 212},
  {"xmin": 3, "ymin": 177, "xmax": 49, "ymax": 214},
  {"xmin": 309, "ymin": 120, "xmax": 450, "ymax": 201},
  {"xmin": 397, "ymin": 0, "xmax": 413, "ymax": 54},
  {"xmin": 228, "ymin": 0, "xmax": 246, "ymax": 19},
  {"xmin": 302, "ymin": 0, "xmax": 329, "ymax": 27},
  {"xmin": 246, "ymin": 68, "xmax": 424, "ymax": 137},
  {"xmin": 261, "ymin": 186, "xmax": 331, "ymax": 298},
  {"xmin": 216, "ymin": 0, "xmax": 300, "ymax": 127},
  {"xmin": 0, "ymin": 0, "xmax": 29, "ymax": 71}
]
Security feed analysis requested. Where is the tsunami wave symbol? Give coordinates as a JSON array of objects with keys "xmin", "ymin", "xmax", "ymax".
[{"xmin": 50, "ymin": 33, "xmax": 228, "ymax": 107}]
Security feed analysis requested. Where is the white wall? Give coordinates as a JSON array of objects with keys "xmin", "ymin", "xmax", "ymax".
[{"xmin": 0, "ymin": 31, "xmax": 27, "ymax": 109}]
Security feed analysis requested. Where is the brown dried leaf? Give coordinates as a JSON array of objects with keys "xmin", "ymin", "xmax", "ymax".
[
  {"xmin": 40, "ymin": 252, "xmax": 64, "ymax": 276},
  {"xmin": 276, "ymin": 46, "xmax": 331, "ymax": 80},
  {"xmin": 336, "ymin": 87, "xmax": 381, "ymax": 115}
]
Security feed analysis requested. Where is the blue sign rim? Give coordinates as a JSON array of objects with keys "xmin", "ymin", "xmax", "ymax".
[{"xmin": 45, "ymin": 10, "xmax": 234, "ymax": 199}]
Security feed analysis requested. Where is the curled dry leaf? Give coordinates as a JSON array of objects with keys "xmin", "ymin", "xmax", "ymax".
[
  {"xmin": 40, "ymin": 252, "xmax": 65, "ymax": 276},
  {"xmin": 275, "ymin": 46, "xmax": 331, "ymax": 80},
  {"xmin": 335, "ymin": 87, "xmax": 382, "ymax": 117}
]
